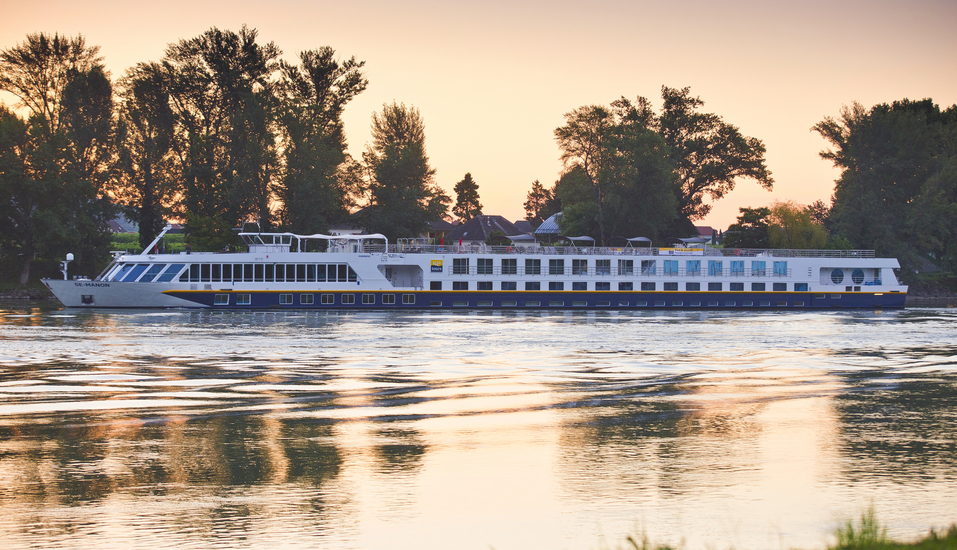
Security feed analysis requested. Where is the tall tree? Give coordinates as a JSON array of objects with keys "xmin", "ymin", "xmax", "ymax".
[
  {"xmin": 360, "ymin": 102, "xmax": 444, "ymax": 241},
  {"xmin": 723, "ymin": 207, "xmax": 771, "ymax": 249},
  {"xmin": 767, "ymin": 200, "xmax": 827, "ymax": 249},
  {"xmin": 276, "ymin": 47, "xmax": 367, "ymax": 234},
  {"xmin": 452, "ymin": 172, "xmax": 481, "ymax": 222},
  {"xmin": 523, "ymin": 179, "xmax": 560, "ymax": 228}
]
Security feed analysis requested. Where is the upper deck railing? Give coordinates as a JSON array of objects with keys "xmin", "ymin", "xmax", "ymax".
[{"xmin": 376, "ymin": 244, "xmax": 876, "ymax": 259}]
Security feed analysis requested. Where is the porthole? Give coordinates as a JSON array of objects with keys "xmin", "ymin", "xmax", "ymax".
[
  {"xmin": 830, "ymin": 268, "xmax": 844, "ymax": 284},
  {"xmin": 852, "ymin": 268, "xmax": 864, "ymax": 284}
]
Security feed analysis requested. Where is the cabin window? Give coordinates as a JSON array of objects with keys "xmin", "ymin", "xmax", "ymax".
[
  {"xmin": 774, "ymin": 261, "xmax": 788, "ymax": 276},
  {"xmin": 244, "ymin": 264, "xmax": 254, "ymax": 281},
  {"xmin": 221, "ymin": 264, "xmax": 232, "ymax": 282},
  {"xmin": 363, "ymin": 293, "xmax": 375, "ymax": 304},
  {"xmin": 236, "ymin": 294, "xmax": 251, "ymax": 305},
  {"xmin": 549, "ymin": 282, "xmax": 564, "ymax": 291},
  {"xmin": 618, "ymin": 259, "xmax": 633, "ymax": 275},
  {"xmin": 341, "ymin": 294, "xmax": 355, "ymax": 305},
  {"xmin": 619, "ymin": 282, "xmax": 633, "ymax": 291},
  {"xmin": 297, "ymin": 264, "xmax": 306, "ymax": 282},
  {"xmin": 430, "ymin": 281, "xmax": 442, "ymax": 290},
  {"xmin": 525, "ymin": 259, "xmax": 541, "ymax": 275},
  {"xmin": 214, "ymin": 294, "xmax": 229, "ymax": 305},
  {"xmin": 773, "ymin": 283, "xmax": 787, "ymax": 291},
  {"xmin": 501, "ymin": 281, "xmax": 517, "ymax": 291},
  {"xmin": 275, "ymin": 264, "xmax": 285, "ymax": 282},
  {"xmin": 751, "ymin": 261, "xmax": 766, "ymax": 276},
  {"xmin": 852, "ymin": 268, "xmax": 865, "ymax": 284},
  {"xmin": 664, "ymin": 260, "xmax": 679, "ymax": 275},
  {"xmin": 321, "ymin": 294, "xmax": 334, "ymax": 304},
  {"xmin": 795, "ymin": 283, "xmax": 808, "ymax": 292},
  {"xmin": 641, "ymin": 260, "xmax": 656, "ymax": 275},
  {"xmin": 572, "ymin": 259, "xmax": 587, "ymax": 275},
  {"xmin": 549, "ymin": 259, "xmax": 565, "ymax": 275},
  {"xmin": 403, "ymin": 294, "xmax": 415, "ymax": 304},
  {"xmin": 139, "ymin": 264, "xmax": 167, "ymax": 283},
  {"xmin": 264, "ymin": 264, "xmax": 275, "ymax": 282},
  {"xmin": 280, "ymin": 294, "xmax": 293, "ymax": 305},
  {"xmin": 686, "ymin": 260, "xmax": 701, "ymax": 275},
  {"xmin": 708, "ymin": 261, "xmax": 723, "ymax": 276},
  {"xmin": 595, "ymin": 282, "xmax": 610, "ymax": 291},
  {"xmin": 663, "ymin": 282, "xmax": 678, "ymax": 291},
  {"xmin": 300, "ymin": 294, "xmax": 314, "ymax": 305},
  {"xmin": 112, "ymin": 263, "xmax": 137, "ymax": 281},
  {"xmin": 572, "ymin": 282, "xmax": 587, "ymax": 291},
  {"xmin": 709, "ymin": 282, "xmax": 722, "ymax": 291},
  {"xmin": 525, "ymin": 301, "xmax": 541, "ymax": 307},
  {"xmin": 156, "ymin": 264, "xmax": 185, "ymax": 283},
  {"xmin": 730, "ymin": 282, "xmax": 744, "ymax": 291},
  {"xmin": 254, "ymin": 264, "xmax": 264, "ymax": 282},
  {"xmin": 477, "ymin": 258, "xmax": 493, "ymax": 275},
  {"xmin": 525, "ymin": 281, "xmax": 541, "ymax": 291},
  {"xmin": 752, "ymin": 283, "xmax": 766, "ymax": 291},
  {"xmin": 501, "ymin": 258, "xmax": 517, "ymax": 275},
  {"xmin": 596, "ymin": 259, "xmax": 611, "ymax": 275},
  {"xmin": 831, "ymin": 269, "xmax": 844, "ymax": 284},
  {"xmin": 453, "ymin": 281, "xmax": 468, "ymax": 291},
  {"xmin": 502, "ymin": 301, "xmax": 518, "ymax": 307},
  {"xmin": 549, "ymin": 301, "xmax": 564, "ymax": 307},
  {"xmin": 211, "ymin": 264, "xmax": 222, "ymax": 282},
  {"xmin": 188, "ymin": 264, "xmax": 201, "ymax": 282},
  {"xmin": 383, "ymin": 294, "xmax": 396, "ymax": 304},
  {"xmin": 477, "ymin": 281, "xmax": 493, "ymax": 291},
  {"xmin": 686, "ymin": 282, "xmax": 700, "ymax": 291},
  {"xmin": 641, "ymin": 282, "xmax": 655, "ymax": 291},
  {"xmin": 453, "ymin": 258, "xmax": 470, "ymax": 274},
  {"xmin": 338, "ymin": 264, "xmax": 349, "ymax": 282}
]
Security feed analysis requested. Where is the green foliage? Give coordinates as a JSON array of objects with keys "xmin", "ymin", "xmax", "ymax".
[
  {"xmin": 768, "ymin": 200, "xmax": 828, "ymax": 248},
  {"xmin": 184, "ymin": 213, "xmax": 235, "ymax": 252},
  {"xmin": 813, "ymin": 98, "xmax": 957, "ymax": 276},
  {"xmin": 834, "ymin": 508, "xmax": 889, "ymax": 549},
  {"xmin": 723, "ymin": 206, "xmax": 771, "ymax": 248},
  {"xmin": 524, "ymin": 179, "xmax": 560, "ymax": 227},
  {"xmin": 452, "ymin": 172, "xmax": 482, "ymax": 222}
]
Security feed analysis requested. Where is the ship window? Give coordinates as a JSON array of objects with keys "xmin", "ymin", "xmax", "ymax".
[
  {"xmin": 156, "ymin": 264, "xmax": 186, "ymax": 283},
  {"xmin": 672, "ymin": 301, "xmax": 683, "ymax": 307},
  {"xmin": 254, "ymin": 264, "xmax": 264, "ymax": 282},
  {"xmin": 187, "ymin": 264, "xmax": 200, "ymax": 282},
  {"xmin": 774, "ymin": 261, "xmax": 788, "ymax": 276},
  {"xmin": 641, "ymin": 282, "xmax": 655, "ymax": 291},
  {"xmin": 773, "ymin": 283, "xmax": 787, "ymax": 291},
  {"xmin": 525, "ymin": 259, "xmax": 541, "ymax": 275},
  {"xmin": 112, "ymin": 263, "xmax": 137, "ymax": 281},
  {"xmin": 478, "ymin": 301, "xmax": 493, "ymax": 307},
  {"xmin": 663, "ymin": 282, "xmax": 678, "ymax": 291},
  {"xmin": 244, "ymin": 264, "xmax": 254, "ymax": 281},
  {"xmin": 795, "ymin": 283, "xmax": 808, "ymax": 292},
  {"xmin": 300, "ymin": 294, "xmax": 314, "ymax": 305},
  {"xmin": 620, "ymin": 301, "xmax": 632, "ymax": 306},
  {"xmin": 619, "ymin": 282, "xmax": 633, "ymax": 291},
  {"xmin": 211, "ymin": 264, "xmax": 222, "ymax": 282},
  {"xmin": 237, "ymin": 294, "xmax": 251, "ymax": 305},
  {"xmin": 760, "ymin": 301, "xmax": 771, "ymax": 307},
  {"xmin": 502, "ymin": 301, "xmax": 518, "ymax": 307},
  {"xmin": 431, "ymin": 301, "xmax": 442, "ymax": 307},
  {"xmin": 831, "ymin": 294, "xmax": 842, "ymax": 299},
  {"xmin": 453, "ymin": 281, "xmax": 468, "ymax": 290},
  {"xmin": 549, "ymin": 301, "xmax": 564, "ymax": 307},
  {"xmin": 751, "ymin": 261, "xmax": 766, "ymax": 276},
  {"xmin": 708, "ymin": 261, "xmax": 723, "ymax": 276},
  {"xmin": 743, "ymin": 301, "xmax": 753, "ymax": 306},
  {"xmin": 477, "ymin": 258, "xmax": 493, "ymax": 275},
  {"xmin": 752, "ymin": 283, "xmax": 766, "ymax": 291},
  {"xmin": 338, "ymin": 264, "xmax": 348, "ymax": 282},
  {"xmin": 596, "ymin": 259, "xmax": 611, "ymax": 275},
  {"xmin": 453, "ymin": 301, "xmax": 469, "ymax": 307},
  {"xmin": 686, "ymin": 282, "xmax": 700, "ymax": 291},
  {"xmin": 725, "ymin": 301, "xmax": 735, "ymax": 306},
  {"xmin": 635, "ymin": 301, "xmax": 647, "ymax": 306},
  {"xmin": 430, "ymin": 281, "xmax": 442, "ymax": 290},
  {"xmin": 708, "ymin": 301, "xmax": 719, "ymax": 307},
  {"xmin": 572, "ymin": 282, "xmax": 587, "ymax": 291},
  {"xmin": 222, "ymin": 264, "xmax": 233, "ymax": 281},
  {"xmin": 526, "ymin": 281, "xmax": 541, "ymax": 291},
  {"xmin": 383, "ymin": 294, "xmax": 396, "ymax": 304},
  {"xmin": 549, "ymin": 259, "xmax": 565, "ymax": 275},
  {"xmin": 852, "ymin": 268, "xmax": 865, "ymax": 284},
  {"xmin": 139, "ymin": 264, "xmax": 167, "ymax": 282},
  {"xmin": 618, "ymin": 259, "xmax": 633, "ymax": 275},
  {"xmin": 709, "ymin": 282, "xmax": 722, "ymax": 291},
  {"xmin": 691, "ymin": 301, "xmax": 701, "ymax": 307},
  {"xmin": 275, "ymin": 264, "xmax": 285, "ymax": 282},
  {"xmin": 297, "ymin": 264, "xmax": 306, "ymax": 282},
  {"xmin": 730, "ymin": 261, "xmax": 744, "ymax": 275},
  {"xmin": 525, "ymin": 301, "xmax": 540, "ymax": 307},
  {"xmin": 641, "ymin": 260, "xmax": 656, "ymax": 275},
  {"xmin": 214, "ymin": 294, "xmax": 229, "ymax": 305},
  {"xmin": 501, "ymin": 281, "xmax": 517, "ymax": 291},
  {"xmin": 573, "ymin": 301, "xmax": 587, "ymax": 307},
  {"xmin": 686, "ymin": 260, "xmax": 700, "ymax": 275},
  {"xmin": 321, "ymin": 293, "xmax": 334, "ymax": 304},
  {"xmin": 572, "ymin": 259, "xmax": 587, "ymax": 275},
  {"xmin": 831, "ymin": 269, "xmax": 844, "ymax": 284},
  {"xmin": 794, "ymin": 301, "xmax": 804, "ymax": 306},
  {"xmin": 664, "ymin": 260, "xmax": 679, "ymax": 275},
  {"xmin": 453, "ymin": 258, "xmax": 470, "ymax": 274},
  {"xmin": 229, "ymin": 264, "xmax": 240, "ymax": 282},
  {"xmin": 776, "ymin": 301, "xmax": 787, "ymax": 307},
  {"xmin": 730, "ymin": 282, "xmax": 744, "ymax": 291},
  {"xmin": 549, "ymin": 281, "xmax": 564, "ymax": 291},
  {"xmin": 363, "ymin": 293, "xmax": 375, "ymax": 304},
  {"xmin": 595, "ymin": 282, "xmax": 610, "ymax": 291},
  {"xmin": 501, "ymin": 258, "xmax": 517, "ymax": 275},
  {"xmin": 259, "ymin": 264, "xmax": 269, "ymax": 282},
  {"xmin": 477, "ymin": 281, "xmax": 493, "ymax": 291},
  {"xmin": 341, "ymin": 294, "xmax": 355, "ymax": 304},
  {"xmin": 654, "ymin": 301, "xmax": 665, "ymax": 306},
  {"xmin": 280, "ymin": 294, "xmax": 293, "ymax": 305},
  {"xmin": 403, "ymin": 294, "xmax": 415, "ymax": 304}
]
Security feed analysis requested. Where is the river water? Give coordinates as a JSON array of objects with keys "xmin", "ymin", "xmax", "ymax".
[{"xmin": 0, "ymin": 302, "xmax": 955, "ymax": 550}]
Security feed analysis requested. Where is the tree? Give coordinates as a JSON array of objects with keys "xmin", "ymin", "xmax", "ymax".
[
  {"xmin": 452, "ymin": 172, "xmax": 481, "ymax": 221},
  {"xmin": 276, "ymin": 47, "xmax": 367, "ymax": 234},
  {"xmin": 813, "ymin": 98, "xmax": 957, "ymax": 273},
  {"xmin": 767, "ymin": 200, "xmax": 827, "ymax": 249},
  {"xmin": 523, "ymin": 179, "xmax": 560, "ymax": 227},
  {"xmin": 656, "ymin": 86, "xmax": 773, "ymax": 225},
  {"xmin": 360, "ymin": 102, "xmax": 444, "ymax": 241},
  {"xmin": 723, "ymin": 207, "xmax": 771, "ymax": 249}
]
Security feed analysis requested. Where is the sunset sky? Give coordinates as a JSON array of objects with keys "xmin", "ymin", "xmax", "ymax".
[{"xmin": 2, "ymin": 0, "xmax": 955, "ymax": 230}]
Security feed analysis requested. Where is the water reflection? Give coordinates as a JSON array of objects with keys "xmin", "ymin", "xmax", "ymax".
[{"xmin": 0, "ymin": 305, "xmax": 955, "ymax": 548}]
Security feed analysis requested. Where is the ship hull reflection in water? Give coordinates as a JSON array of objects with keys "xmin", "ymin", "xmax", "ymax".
[{"xmin": 0, "ymin": 306, "xmax": 955, "ymax": 549}]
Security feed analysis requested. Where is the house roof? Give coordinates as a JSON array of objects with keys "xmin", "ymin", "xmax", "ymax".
[
  {"xmin": 513, "ymin": 220, "xmax": 534, "ymax": 234},
  {"xmin": 695, "ymin": 225, "xmax": 715, "ymax": 238},
  {"xmin": 445, "ymin": 215, "xmax": 521, "ymax": 242},
  {"xmin": 429, "ymin": 219, "xmax": 457, "ymax": 231}
]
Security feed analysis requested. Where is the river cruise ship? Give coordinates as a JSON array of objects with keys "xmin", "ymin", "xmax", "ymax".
[{"xmin": 43, "ymin": 229, "xmax": 908, "ymax": 309}]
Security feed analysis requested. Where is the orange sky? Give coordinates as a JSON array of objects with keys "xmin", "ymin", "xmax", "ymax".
[{"xmin": 3, "ymin": 0, "xmax": 955, "ymax": 230}]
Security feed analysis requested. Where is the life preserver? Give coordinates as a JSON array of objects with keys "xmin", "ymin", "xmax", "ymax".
[
  {"xmin": 735, "ymin": 249, "xmax": 741, "ymax": 256},
  {"xmin": 506, "ymin": 246, "xmax": 513, "ymax": 253}
]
